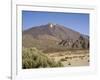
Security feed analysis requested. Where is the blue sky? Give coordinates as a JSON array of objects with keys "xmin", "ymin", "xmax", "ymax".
[{"xmin": 22, "ymin": 11, "xmax": 89, "ymax": 35}]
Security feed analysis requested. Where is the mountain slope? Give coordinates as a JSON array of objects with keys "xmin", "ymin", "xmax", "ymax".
[
  {"xmin": 23, "ymin": 23, "xmax": 89, "ymax": 52},
  {"xmin": 23, "ymin": 23, "xmax": 80, "ymax": 40}
]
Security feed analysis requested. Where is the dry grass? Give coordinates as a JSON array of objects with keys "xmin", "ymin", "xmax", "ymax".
[{"xmin": 46, "ymin": 50, "xmax": 89, "ymax": 67}]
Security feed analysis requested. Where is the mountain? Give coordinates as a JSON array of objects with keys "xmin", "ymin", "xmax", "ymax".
[{"xmin": 23, "ymin": 23, "xmax": 89, "ymax": 53}]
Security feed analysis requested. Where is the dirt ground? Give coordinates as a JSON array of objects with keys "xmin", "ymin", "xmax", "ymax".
[{"xmin": 46, "ymin": 50, "xmax": 89, "ymax": 67}]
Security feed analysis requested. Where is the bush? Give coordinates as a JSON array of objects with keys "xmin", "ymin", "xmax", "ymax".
[
  {"xmin": 60, "ymin": 58, "xmax": 67, "ymax": 61},
  {"xmin": 68, "ymin": 62, "xmax": 71, "ymax": 65},
  {"xmin": 22, "ymin": 47, "xmax": 63, "ymax": 69}
]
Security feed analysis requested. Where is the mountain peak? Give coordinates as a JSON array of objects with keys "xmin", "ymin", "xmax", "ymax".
[
  {"xmin": 47, "ymin": 23, "xmax": 55, "ymax": 28},
  {"xmin": 23, "ymin": 23, "xmax": 89, "ymax": 49},
  {"xmin": 50, "ymin": 24, "xmax": 53, "ymax": 28},
  {"xmin": 24, "ymin": 23, "xmax": 80, "ymax": 40}
]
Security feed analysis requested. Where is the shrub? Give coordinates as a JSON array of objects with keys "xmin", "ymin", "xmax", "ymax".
[
  {"xmin": 22, "ymin": 47, "xmax": 63, "ymax": 69},
  {"xmin": 68, "ymin": 62, "xmax": 71, "ymax": 65},
  {"xmin": 60, "ymin": 58, "xmax": 67, "ymax": 61}
]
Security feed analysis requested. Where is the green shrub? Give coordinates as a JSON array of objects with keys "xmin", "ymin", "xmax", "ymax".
[{"xmin": 22, "ymin": 47, "xmax": 63, "ymax": 69}]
